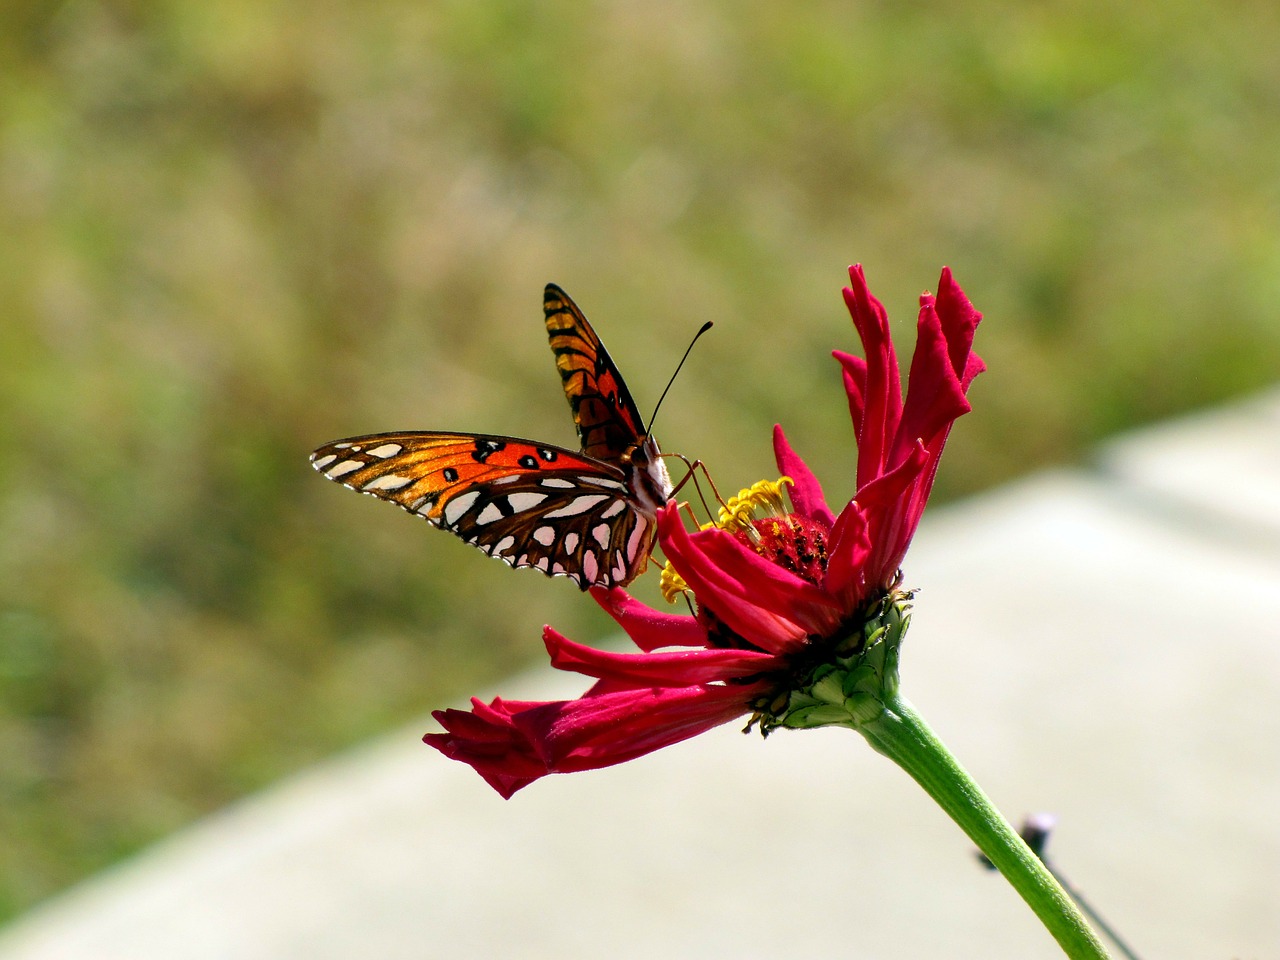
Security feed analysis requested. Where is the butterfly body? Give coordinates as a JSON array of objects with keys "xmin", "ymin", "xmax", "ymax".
[{"xmin": 310, "ymin": 286, "xmax": 673, "ymax": 589}]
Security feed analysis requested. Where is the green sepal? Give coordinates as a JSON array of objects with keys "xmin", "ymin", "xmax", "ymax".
[{"xmin": 751, "ymin": 590, "xmax": 912, "ymax": 734}]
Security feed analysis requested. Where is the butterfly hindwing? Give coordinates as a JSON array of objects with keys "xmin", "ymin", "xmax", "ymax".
[
  {"xmin": 309, "ymin": 431, "xmax": 658, "ymax": 588},
  {"xmin": 443, "ymin": 470, "xmax": 656, "ymax": 588},
  {"xmin": 544, "ymin": 284, "xmax": 648, "ymax": 463}
]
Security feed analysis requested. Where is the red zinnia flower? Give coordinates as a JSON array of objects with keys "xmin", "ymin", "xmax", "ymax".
[{"xmin": 426, "ymin": 265, "xmax": 984, "ymax": 797}]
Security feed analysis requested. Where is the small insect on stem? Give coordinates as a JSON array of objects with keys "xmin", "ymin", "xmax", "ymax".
[{"xmin": 977, "ymin": 815, "xmax": 1144, "ymax": 960}]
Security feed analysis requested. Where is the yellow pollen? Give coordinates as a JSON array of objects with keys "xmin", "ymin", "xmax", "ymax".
[{"xmin": 717, "ymin": 478, "xmax": 793, "ymax": 532}]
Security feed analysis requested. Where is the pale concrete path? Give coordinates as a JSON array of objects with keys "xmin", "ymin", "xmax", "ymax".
[{"xmin": 3, "ymin": 392, "xmax": 1279, "ymax": 959}]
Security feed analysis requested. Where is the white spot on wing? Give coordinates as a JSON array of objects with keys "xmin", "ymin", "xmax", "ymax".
[
  {"xmin": 536, "ymin": 557, "xmax": 550, "ymax": 572},
  {"xmin": 600, "ymin": 499, "xmax": 627, "ymax": 519},
  {"xmin": 592, "ymin": 524, "xmax": 611, "ymax": 548},
  {"xmin": 443, "ymin": 490, "xmax": 481, "ymax": 526},
  {"xmin": 362, "ymin": 474, "xmax": 414, "ymax": 492},
  {"xmin": 564, "ymin": 532, "xmax": 579, "ymax": 553},
  {"xmin": 325, "ymin": 459, "xmax": 364, "ymax": 479},
  {"xmin": 493, "ymin": 535, "xmax": 516, "ymax": 556},
  {"xmin": 367, "ymin": 443, "xmax": 403, "ymax": 459},
  {"xmin": 582, "ymin": 550, "xmax": 598, "ymax": 584},
  {"xmin": 533, "ymin": 526, "xmax": 556, "ymax": 546},
  {"xmin": 476, "ymin": 502, "xmax": 504, "ymax": 525},
  {"xmin": 626, "ymin": 516, "xmax": 648, "ymax": 560},
  {"xmin": 612, "ymin": 551, "xmax": 625, "ymax": 581},
  {"xmin": 544, "ymin": 495, "xmax": 608, "ymax": 518},
  {"xmin": 312, "ymin": 454, "xmax": 337, "ymax": 469},
  {"xmin": 507, "ymin": 492, "xmax": 548, "ymax": 513},
  {"xmin": 541, "ymin": 477, "xmax": 576, "ymax": 489}
]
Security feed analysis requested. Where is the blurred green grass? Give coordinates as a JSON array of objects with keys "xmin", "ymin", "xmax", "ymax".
[{"xmin": 2, "ymin": 0, "xmax": 1279, "ymax": 922}]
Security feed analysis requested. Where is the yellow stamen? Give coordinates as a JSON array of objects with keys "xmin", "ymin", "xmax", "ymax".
[
  {"xmin": 717, "ymin": 478, "xmax": 794, "ymax": 532},
  {"xmin": 659, "ymin": 563, "xmax": 689, "ymax": 604}
]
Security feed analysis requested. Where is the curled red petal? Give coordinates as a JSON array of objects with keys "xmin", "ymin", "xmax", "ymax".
[
  {"xmin": 934, "ymin": 266, "xmax": 986, "ymax": 390},
  {"xmin": 425, "ymin": 698, "xmax": 549, "ymax": 799},
  {"xmin": 892, "ymin": 289, "xmax": 975, "ymax": 471},
  {"xmin": 543, "ymin": 625, "xmax": 779, "ymax": 685}
]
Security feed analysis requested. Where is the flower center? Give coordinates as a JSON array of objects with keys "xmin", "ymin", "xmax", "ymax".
[
  {"xmin": 661, "ymin": 478, "xmax": 834, "ymax": 652},
  {"xmin": 746, "ymin": 513, "xmax": 830, "ymax": 587}
]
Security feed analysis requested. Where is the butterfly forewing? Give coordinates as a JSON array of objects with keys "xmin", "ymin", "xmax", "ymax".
[
  {"xmin": 544, "ymin": 284, "xmax": 648, "ymax": 463},
  {"xmin": 310, "ymin": 431, "xmax": 658, "ymax": 588}
]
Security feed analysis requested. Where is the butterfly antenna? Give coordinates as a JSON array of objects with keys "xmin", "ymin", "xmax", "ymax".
[{"xmin": 647, "ymin": 321, "xmax": 714, "ymax": 436}]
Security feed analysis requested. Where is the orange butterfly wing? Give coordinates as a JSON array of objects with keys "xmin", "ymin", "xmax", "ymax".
[{"xmin": 311, "ymin": 432, "xmax": 608, "ymax": 522}]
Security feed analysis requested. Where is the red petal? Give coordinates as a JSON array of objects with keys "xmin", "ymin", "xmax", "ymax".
[
  {"xmin": 856, "ymin": 439, "xmax": 932, "ymax": 580},
  {"xmin": 833, "ymin": 349, "xmax": 867, "ymax": 442},
  {"xmin": 842, "ymin": 265, "xmax": 902, "ymax": 489},
  {"xmin": 935, "ymin": 266, "xmax": 986, "ymax": 390},
  {"xmin": 658, "ymin": 507, "xmax": 823, "ymax": 652},
  {"xmin": 823, "ymin": 501, "xmax": 872, "ymax": 605},
  {"xmin": 772, "ymin": 424, "xmax": 836, "ymax": 527},
  {"xmin": 425, "ymin": 698, "xmax": 550, "ymax": 799},
  {"xmin": 515, "ymin": 683, "xmax": 758, "ymax": 770},
  {"xmin": 543, "ymin": 625, "xmax": 779, "ymax": 685},
  {"xmin": 892, "ymin": 291, "xmax": 973, "ymax": 471},
  {"xmin": 589, "ymin": 586, "xmax": 707, "ymax": 652},
  {"xmin": 689, "ymin": 526, "xmax": 843, "ymax": 631}
]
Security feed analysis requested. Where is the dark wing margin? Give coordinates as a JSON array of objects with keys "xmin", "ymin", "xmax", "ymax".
[{"xmin": 543, "ymin": 284, "xmax": 648, "ymax": 464}]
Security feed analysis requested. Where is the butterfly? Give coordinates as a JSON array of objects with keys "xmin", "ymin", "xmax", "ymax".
[{"xmin": 310, "ymin": 284, "xmax": 675, "ymax": 590}]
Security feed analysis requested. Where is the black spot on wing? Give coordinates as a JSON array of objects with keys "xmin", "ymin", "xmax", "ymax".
[{"xmin": 472, "ymin": 439, "xmax": 506, "ymax": 463}]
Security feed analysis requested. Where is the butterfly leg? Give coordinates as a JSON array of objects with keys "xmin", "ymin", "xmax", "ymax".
[{"xmin": 662, "ymin": 453, "xmax": 728, "ymax": 526}]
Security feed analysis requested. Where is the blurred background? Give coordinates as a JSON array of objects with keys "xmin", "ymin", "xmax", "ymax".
[{"xmin": 2, "ymin": 0, "xmax": 1279, "ymax": 925}]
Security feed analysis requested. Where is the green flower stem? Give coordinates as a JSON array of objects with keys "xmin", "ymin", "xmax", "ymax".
[{"xmin": 857, "ymin": 695, "xmax": 1112, "ymax": 960}]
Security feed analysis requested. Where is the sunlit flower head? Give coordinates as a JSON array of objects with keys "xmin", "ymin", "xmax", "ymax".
[{"xmin": 426, "ymin": 265, "xmax": 984, "ymax": 797}]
